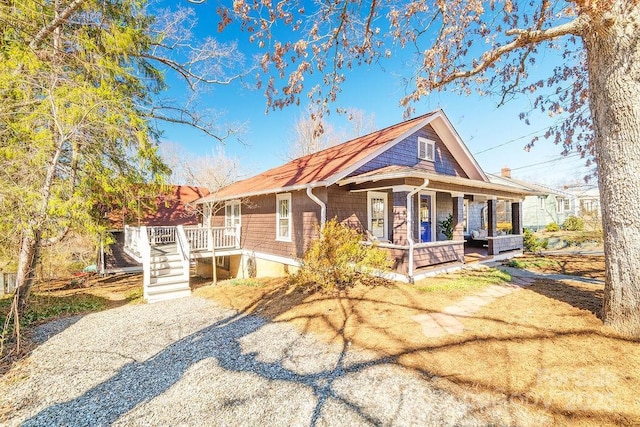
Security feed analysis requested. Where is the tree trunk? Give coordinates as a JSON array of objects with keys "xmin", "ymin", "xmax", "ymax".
[
  {"xmin": 15, "ymin": 229, "xmax": 42, "ymax": 314},
  {"xmin": 584, "ymin": 2, "xmax": 640, "ymax": 337},
  {"xmin": 14, "ymin": 130, "xmax": 65, "ymax": 315}
]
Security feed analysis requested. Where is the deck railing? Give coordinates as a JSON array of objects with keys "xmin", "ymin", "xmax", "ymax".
[
  {"xmin": 184, "ymin": 226, "xmax": 241, "ymax": 250},
  {"xmin": 124, "ymin": 225, "xmax": 144, "ymax": 258},
  {"xmin": 147, "ymin": 226, "xmax": 177, "ymax": 245},
  {"xmin": 125, "ymin": 225, "xmax": 241, "ymax": 256}
]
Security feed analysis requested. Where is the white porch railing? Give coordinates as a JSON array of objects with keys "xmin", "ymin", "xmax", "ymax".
[
  {"xmin": 125, "ymin": 225, "xmax": 241, "ymax": 256},
  {"xmin": 124, "ymin": 225, "xmax": 144, "ymax": 259},
  {"xmin": 147, "ymin": 226, "xmax": 177, "ymax": 245},
  {"xmin": 184, "ymin": 226, "xmax": 241, "ymax": 251}
]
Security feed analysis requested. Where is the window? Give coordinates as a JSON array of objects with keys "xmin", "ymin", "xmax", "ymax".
[
  {"xmin": 367, "ymin": 191, "xmax": 388, "ymax": 240},
  {"xmin": 556, "ymin": 197, "xmax": 570, "ymax": 213},
  {"xmin": 581, "ymin": 199, "xmax": 597, "ymax": 213},
  {"xmin": 216, "ymin": 256, "xmax": 229, "ymax": 269},
  {"xmin": 418, "ymin": 137, "xmax": 435, "ymax": 162},
  {"xmin": 276, "ymin": 193, "xmax": 292, "ymax": 241},
  {"xmin": 225, "ymin": 201, "xmax": 241, "ymax": 232}
]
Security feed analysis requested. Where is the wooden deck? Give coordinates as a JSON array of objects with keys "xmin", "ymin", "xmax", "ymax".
[{"xmin": 103, "ymin": 232, "xmax": 142, "ymax": 273}]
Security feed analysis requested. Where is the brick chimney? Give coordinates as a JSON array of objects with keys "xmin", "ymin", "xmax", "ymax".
[{"xmin": 501, "ymin": 167, "xmax": 511, "ymax": 178}]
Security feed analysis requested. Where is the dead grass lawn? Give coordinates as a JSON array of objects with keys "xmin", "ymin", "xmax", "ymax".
[
  {"xmin": 511, "ymin": 254, "xmax": 606, "ymax": 280},
  {"xmin": 196, "ymin": 261, "xmax": 638, "ymax": 426}
]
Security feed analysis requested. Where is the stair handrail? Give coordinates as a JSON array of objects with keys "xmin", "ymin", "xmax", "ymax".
[
  {"xmin": 139, "ymin": 226, "xmax": 151, "ymax": 301},
  {"xmin": 176, "ymin": 225, "xmax": 191, "ymax": 286}
]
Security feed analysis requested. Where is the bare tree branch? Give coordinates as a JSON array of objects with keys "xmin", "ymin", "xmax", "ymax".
[
  {"xmin": 434, "ymin": 15, "xmax": 590, "ymax": 89},
  {"xmin": 29, "ymin": 0, "xmax": 85, "ymax": 51}
]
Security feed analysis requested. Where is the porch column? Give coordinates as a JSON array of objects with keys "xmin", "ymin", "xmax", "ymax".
[
  {"xmin": 511, "ymin": 201, "xmax": 523, "ymax": 235},
  {"xmin": 452, "ymin": 195, "xmax": 464, "ymax": 262},
  {"xmin": 487, "ymin": 198, "xmax": 498, "ymax": 255}
]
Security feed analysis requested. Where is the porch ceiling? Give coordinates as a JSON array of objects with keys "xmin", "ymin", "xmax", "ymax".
[{"xmin": 338, "ymin": 166, "xmax": 541, "ymax": 199}]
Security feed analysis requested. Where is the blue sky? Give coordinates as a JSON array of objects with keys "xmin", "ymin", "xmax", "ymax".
[{"xmin": 155, "ymin": 0, "xmax": 593, "ymax": 188}]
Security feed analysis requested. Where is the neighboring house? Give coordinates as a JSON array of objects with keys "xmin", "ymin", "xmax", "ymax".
[
  {"xmin": 194, "ymin": 110, "xmax": 534, "ymax": 283},
  {"xmin": 488, "ymin": 168, "xmax": 577, "ymax": 231},
  {"xmin": 564, "ymin": 185, "xmax": 602, "ymax": 228},
  {"xmin": 563, "ymin": 185, "xmax": 601, "ymax": 218},
  {"xmin": 100, "ymin": 185, "xmax": 209, "ymax": 274}
]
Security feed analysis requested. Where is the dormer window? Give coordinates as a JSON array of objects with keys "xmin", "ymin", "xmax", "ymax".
[{"xmin": 418, "ymin": 137, "xmax": 435, "ymax": 162}]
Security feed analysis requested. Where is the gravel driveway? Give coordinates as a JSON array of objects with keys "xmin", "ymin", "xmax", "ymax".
[{"xmin": 1, "ymin": 297, "xmax": 486, "ymax": 426}]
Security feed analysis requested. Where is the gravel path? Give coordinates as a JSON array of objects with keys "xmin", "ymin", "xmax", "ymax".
[{"xmin": 0, "ymin": 297, "xmax": 489, "ymax": 426}]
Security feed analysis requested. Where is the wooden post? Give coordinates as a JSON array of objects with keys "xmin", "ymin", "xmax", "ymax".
[
  {"xmin": 487, "ymin": 199, "xmax": 498, "ymax": 255},
  {"xmin": 452, "ymin": 195, "xmax": 464, "ymax": 262},
  {"xmin": 511, "ymin": 201, "xmax": 523, "ymax": 235}
]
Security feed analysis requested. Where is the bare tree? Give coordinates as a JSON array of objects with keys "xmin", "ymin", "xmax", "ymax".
[
  {"xmin": 286, "ymin": 107, "xmax": 338, "ymax": 160},
  {"xmin": 286, "ymin": 107, "xmax": 376, "ymax": 160},
  {"xmin": 212, "ymin": 1, "xmax": 640, "ymax": 337},
  {"xmin": 161, "ymin": 143, "xmax": 243, "ymax": 191}
]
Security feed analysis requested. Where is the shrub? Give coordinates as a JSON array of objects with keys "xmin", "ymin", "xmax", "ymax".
[
  {"xmin": 439, "ymin": 213, "xmax": 454, "ymax": 240},
  {"xmin": 545, "ymin": 222, "xmax": 561, "ymax": 232},
  {"xmin": 523, "ymin": 229, "xmax": 548, "ymax": 253},
  {"xmin": 290, "ymin": 219, "xmax": 392, "ymax": 292},
  {"xmin": 563, "ymin": 216, "xmax": 584, "ymax": 231},
  {"xmin": 497, "ymin": 221, "xmax": 512, "ymax": 233}
]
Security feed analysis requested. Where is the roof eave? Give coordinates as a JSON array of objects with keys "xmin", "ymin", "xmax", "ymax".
[{"xmin": 194, "ymin": 181, "xmax": 329, "ymax": 204}]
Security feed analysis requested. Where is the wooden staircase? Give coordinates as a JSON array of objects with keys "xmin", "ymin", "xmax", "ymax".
[
  {"xmin": 144, "ymin": 243, "xmax": 191, "ymax": 303},
  {"xmin": 123, "ymin": 224, "xmax": 240, "ymax": 303}
]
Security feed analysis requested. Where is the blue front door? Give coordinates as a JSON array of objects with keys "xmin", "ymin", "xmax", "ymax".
[{"xmin": 420, "ymin": 194, "xmax": 432, "ymax": 242}]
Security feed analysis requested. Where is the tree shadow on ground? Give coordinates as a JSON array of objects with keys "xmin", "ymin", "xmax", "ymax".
[
  {"xmin": 527, "ymin": 278, "xmax": 604, "ymax": 318},
  {"xmin": 21, "ymin": 277, "xmax": 638, "ymax": 427},
  {"xmin": 22, "ymin": 285, "xmax": 405, "ymax": 427}
]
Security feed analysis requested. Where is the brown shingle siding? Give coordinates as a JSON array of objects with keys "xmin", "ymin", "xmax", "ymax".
[
  {"xmin": 211, "ymin": 190, "xmax": 321, "ymax": 259},
  {"xmin": 351, "ymin": 125, "xmax": 468, "ymax": 178}
]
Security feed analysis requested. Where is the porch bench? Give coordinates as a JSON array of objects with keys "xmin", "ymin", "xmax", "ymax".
[{"xmin": 467, "ymin": 229, "xmax": 488, "ymax": 248}]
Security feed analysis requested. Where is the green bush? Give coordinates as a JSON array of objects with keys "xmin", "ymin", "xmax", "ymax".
[
  {"xmin": 545, "ymin": 222, "xmax": 561, "ymax": 232},
  {"xmin": 439, "ymin": 213, "xmax": 454, "ymax": 240},
  {"xmin": 523, "ymin": 229, "xmax": 548, "ymax": 253},
  {"xmin": 290, "ymin": 219, "xmax": 392, "ymax": 292},
  {"xmin": 563, "ymin": 216, "xmax": 584, "ymax": 231}
]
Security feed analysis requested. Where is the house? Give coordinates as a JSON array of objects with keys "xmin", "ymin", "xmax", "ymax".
[
  {"xmin": 100, "ymin": 185, "xmax": 209, "ymax": 274},
  {"xmin": 563, "ymin": 184, "xmax": 602, "ymax": 229},
  {"xmin": 488, "ymin": 168, "xmax": 576, "ymax": 231},
  {"xmin": 194, "ymin": 110, "xmax": 535, "ymax": 283}
]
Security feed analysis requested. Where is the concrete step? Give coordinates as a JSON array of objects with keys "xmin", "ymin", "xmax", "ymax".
[
  {"xmin": 150, "ymin": 274, "xmax": 189, "ymax": 286},
  {"xmin": 150, "ymin": 266, "xmax": 184, "ymax": 278},
  {"xmin": 146, "ymin": 279, "xmax": 190, "ymax": 292},
  {"xmin": 150, "ymin": 253, "xmax": 183, "ymax": 264},
  {"xmin": 146, "ymin": 286, "xmax": 191, "ymax": 303},
  {"xmin": 150, "ymin": 260, "xmax": 184, "ymax": 271}
]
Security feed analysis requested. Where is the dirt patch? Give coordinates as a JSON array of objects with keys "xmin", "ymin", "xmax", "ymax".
[
  {"xmin": 32, "ymin": 273, "xmax": 143, "ymax": 306},
  {"xmin": 196, "ymin": 261, "xmax": 638, "ymax": 426}
]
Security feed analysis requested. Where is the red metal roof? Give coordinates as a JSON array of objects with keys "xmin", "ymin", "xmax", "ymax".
[
  {"xmin": 199, "ymin": 112, "xmax": 437, "ymax": 202},
  {"xmin": 108, "ymin": 185, "xmax": 210, "ymax": 229}
]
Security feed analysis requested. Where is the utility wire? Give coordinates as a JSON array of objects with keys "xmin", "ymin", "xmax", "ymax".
[
  {"xmin": 490, "ymin": 153, "xmax": 581, "ymax": 175},
  {"xmin": 473, "ymin": 124, "xmax": 557, "ymax": 155}
]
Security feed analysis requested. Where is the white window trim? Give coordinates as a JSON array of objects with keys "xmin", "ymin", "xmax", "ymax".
[
  {"xmin": 463, "ymin": 198, "xmax": 469, "ymax": 233},
  {"xmin": 225, "ymin": 200, "xmax": 241, "ymax": 230},
  {"xmin": 418, "ymin": 137, "xmax": 435, "ymax": 162},
  {"xmin": 276, "ymin": 193, "xmax": 292, "ymax": 242},
  {"xmin": 367, "ymin": 191, "xmax": 388, "ymax": 241}
]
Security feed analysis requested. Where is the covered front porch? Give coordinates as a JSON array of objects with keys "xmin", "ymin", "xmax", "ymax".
[{"xmin": 338, "ymin": 166, "xmax": 533, "ymax": 282}]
